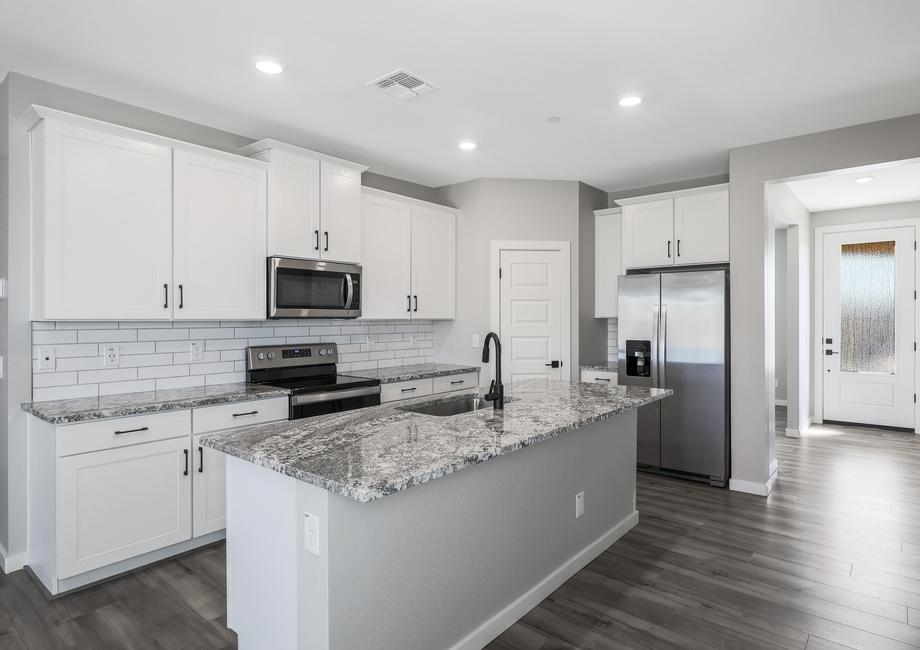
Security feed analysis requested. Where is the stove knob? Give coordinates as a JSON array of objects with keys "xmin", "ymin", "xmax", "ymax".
[
  {"xmin": 267, "ymin": 352, "xmax": 275, "ymax": 360},
  {"xmin": 257, "ymin": 353, "xmax": 265, "ymax": 360},
  {"xmin": 318, "ymin": 349, "xmax": 326, "ymax": 356},
  {"xmin": 326, "ymin": 348, "xmax": 335, "ymax": 356}
]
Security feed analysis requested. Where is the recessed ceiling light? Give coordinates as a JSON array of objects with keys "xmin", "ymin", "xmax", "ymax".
[
  {"xmin": 546, "ymin": 116, "xmax": 561, "ymax": 124},
  {"xmin": 458, "ymin": 141, "xmax": 477, "ymax": 151},
  {"xmin": 254, "ymin": 59, "xmax": 284, "ymax": 75},
  {"xmin": 618, "ymin": 95, "xmax": 643, "ymax": 107},
  {"xmin": 854, "ymin": 176, "xmax": 873, "ymax": 184}
]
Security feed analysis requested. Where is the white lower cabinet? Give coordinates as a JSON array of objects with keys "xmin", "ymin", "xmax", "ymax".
[
  {"xmin": 192, "ymin": 434, "xmax": 227, "ymax": 537},
  {"xmin": 580, "ymin": 368, "xmax": 618, "ymax": 384},
  {"xmin": 381, "ymin": 371, "xmax": 481, "ymax": 404},
  {"xmin": 58, "ymin": 436, "xmax": 192, "ymax": 579}
]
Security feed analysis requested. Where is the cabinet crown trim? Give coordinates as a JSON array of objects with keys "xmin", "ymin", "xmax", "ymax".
[
  {"xmin": 362, "ymin": 186, "xmax": 457, "ymax": 213},
  {"xmin": 613, "ymin": 183, "xmax": 728, "ymax": 207},
  {"xmin": 594, "ymin": 207, "xmax": 622, "ymax": 217},
  {"xmin": 239, "ymin": 138, "xmax": 368, "ymax": 172}
]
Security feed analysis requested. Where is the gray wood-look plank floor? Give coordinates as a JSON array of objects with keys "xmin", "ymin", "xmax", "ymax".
[{"xmin": 3, "ymin": 407, "xmax": 920, "ymax": 649}]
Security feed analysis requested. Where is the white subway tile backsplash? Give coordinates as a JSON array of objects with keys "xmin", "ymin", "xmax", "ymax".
[{"xmin": 31, "ymin": 318, "xmax": 443, "ymax": 401}]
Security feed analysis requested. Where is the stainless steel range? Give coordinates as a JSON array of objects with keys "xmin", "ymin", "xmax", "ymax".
[{"xmin": 247, "ymin": 343, "xmax": 381, "ymax": 420}]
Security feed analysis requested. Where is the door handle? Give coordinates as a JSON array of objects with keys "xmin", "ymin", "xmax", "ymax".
[
  {"xmin": 677, "ymin": 239, "xmax": 681, "ymax": 257},
  {"xmin": 545, "ymin": 361, "xmax": 561, "ymax": 368},
  {"xmin": 660, "ymin": 305, "xmax": 668, "ymax": 389},
  {"xmin": 183, "ymin": 449, "xmax": 189, "ymax": 476},
  {"xmin": 667, "ymin": 240, "xmax": 671, "ymax": 258},
  {"xmin": 178, "ymin": 284, "xmax": 184, "ymax": 309},
  {"xmin": 324, "ymin": 231, "xmax": 329, "ymax": 252},
  {"xmin": 651, "ymin": 305, "xmax": 660, "ymax": 388},
  {"xmin": 344, "ymin": 274, "xmax": 355, "ymax": 309},
  {"xmin": 163, "ymin": 283, "xmax": 168, "ymax": 309},
  {"xmin": 407, "ymin": 295, "xmax": 411, "ymax": 312},
  {"xmin": 314, "ymin": 229, "xmax": 320, "ymax": 251},
  {"xmin": 413, "ymin": 295, "xmax": 418, "ymax": 312},
  {"xmin": 198, "ymin": 446, "xmax": 204, "ymax": 473}
]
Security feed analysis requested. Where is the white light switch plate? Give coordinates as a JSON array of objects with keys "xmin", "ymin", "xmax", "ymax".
[
  {"xmin": 304, "ymin": 511, "xmax": 320, "ymax": 556},
  {"xmin": 575, "ymin": 491, "xmax": 585, "ymax": 518},
  {"xmin": 188, "ymin": 341, "xmax": 203, "ymax": 362},
  {"xmin": 472, "ymin": 333, "xmax": 480, "ymax": 348}
]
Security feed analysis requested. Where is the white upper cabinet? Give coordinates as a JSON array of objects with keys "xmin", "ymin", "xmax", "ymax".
[
  {"xmin": 241, "ymin": 139, "xmax": 367, "ymax": 264},
  {"xmin": 618, "ymin": 186, "xmax": 729, "ymax": 270},
  {"xmin": 411, "ymin": 205, "xmax": 456, "ymax": 320},
  {"xmin": 173, "ymin": 149, "xmax": 267, "ymax": 320},
  {"xmin": 622, "ymin": 199, "xmax": 674, "ymax": 269},
  {"xmin": 673, "ymin": 190, "xmax": 729, "ymax": 264},
  {"xmin": 594, "ymin": 209, "xmax": 622, "ymax": 318},
  {"xmin": 361, "ymin": 193, "xmax": 412, "ymax": 319},
  {"xmin": 360, "ymin": 189, "xmax": 456, "ymax": 320},
  {"xmin": 31, "ymin": 119, "xmax": 173, "ymax": 320}
]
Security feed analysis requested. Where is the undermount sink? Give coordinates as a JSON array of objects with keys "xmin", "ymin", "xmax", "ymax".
[{"xmin": 399, "ymin": 396, "xmax": 498, "ymax": 417}]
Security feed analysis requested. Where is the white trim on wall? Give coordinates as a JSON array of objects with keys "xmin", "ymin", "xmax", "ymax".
[
  {"xmin": 488, "ymin": 240, "xmax": 573, "ymax": 382},
  {"xmin": 813, "ymin": 219, "xmax": 920, "ymax": 433}
]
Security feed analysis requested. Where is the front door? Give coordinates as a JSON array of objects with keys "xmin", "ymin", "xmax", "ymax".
[
  {"xmin": 822, "ymin": 226, "xmax": 916, "ymax": 429},
  {"xmin": 499, "ymin": 249, "xmax": 566, "ymax": 386}
]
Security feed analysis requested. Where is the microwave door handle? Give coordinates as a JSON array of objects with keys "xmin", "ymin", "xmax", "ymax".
[{"xmin": 344, "ymin": 273, "xmax": 354, "ymax": 309}]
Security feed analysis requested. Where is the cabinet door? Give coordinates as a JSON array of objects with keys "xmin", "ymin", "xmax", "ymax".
[
  {"xmin": 622, "ymin": 199, "xmax": 674, "ymax": 269},
  {"xmin": 267, "ymin": 149, "xmax": 321, "ymax": 258},
  {"xmin": 36, "ymin": 120, "xmax": 172, "ymax": 320},
  {"xmin": 594, "ymin": 213, "xmax": 622, "ymax": 317},
  {"xmin": 173, "ymin": 150, "xmax": 267, "ymax": 320},
  {"xmin": 674, "ymin": 190, "xmax": 729, "ymax": 265},
  {"xmin": 361, "ymin": 194, "xmax": 412, "ymax": 319},
  {"xmin": 410, "ymin": 206, "xmax": 456, "ymax": 320},
  {"xmin": 320, "ymin": 162, "xmax": 362, "ymax": 263},
  {"xmin": 192, "ymin": 435, "xmax": 226, "ymax": 537},
  {"xmin": 58, "ymin": 437, "xmax": 191, "ymax": 579}
]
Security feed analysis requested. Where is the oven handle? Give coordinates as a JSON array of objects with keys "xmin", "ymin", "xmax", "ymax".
[
  {"xmin": 292, "ymin": 385, "xmax": 381, "ymax": 406},
  {"xmin": 344, "ymin": 273, "xmax": 355, "ymax": 310}
]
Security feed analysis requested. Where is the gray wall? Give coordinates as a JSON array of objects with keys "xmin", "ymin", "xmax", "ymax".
[
  {"xmin": 361, "ymin": 171, "xmax": 450, "ymax": 206},
  {"xmin": 774, "ymin": 228, "xmax": 787, "ymax": 402},
  {"xmin": 729, "ymin": 112, "xmax": 920, "ymax": 492},
  {"xmin": 608, "ymin": 173, "xmax": 729, "ymax": 205},
  {"xmin": 578, "ymin": 182, "xmax": 609, "ymax": 365},
  {"xmin": 436, "ymin": 179, "xmax": 582, "ymax": 381},
  {"xmin": 811, "ymin": 199, "xmax": 920, "ymax": 229}
]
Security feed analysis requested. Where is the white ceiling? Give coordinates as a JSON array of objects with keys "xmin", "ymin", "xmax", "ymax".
[
  {"xmin": 785, "ymin": 160, "xmax": 920, "ymax": 212},
  {"xmin": 3, "ymin": 1, "xmax": 920, "ymax": 191}
]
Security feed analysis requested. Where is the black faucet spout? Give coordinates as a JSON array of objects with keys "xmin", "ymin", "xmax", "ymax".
[{"xmin": 481, "ymin": 332, "xmax": 504, "ymax": 409}]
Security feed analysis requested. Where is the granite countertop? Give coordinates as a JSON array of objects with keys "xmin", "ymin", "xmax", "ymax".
[
  {"xmin": 581, "ymin": 362, "xmax": 618, "ymax": 372},
  {"xmin": 22, "ymin": 383, "xmax": 291, "ymax": 424},
  {"xmin": 201, "ymin": 381, "xmax": 671, "ymax": 503},
  {"xmin": 348, "ymin": 362, "xmax": 480, "ymax": 384}
]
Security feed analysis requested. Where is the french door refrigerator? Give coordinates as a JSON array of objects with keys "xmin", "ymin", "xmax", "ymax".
[{"xmin": 617, "ymin": 269, "xmax": 729, "ymax": 486}]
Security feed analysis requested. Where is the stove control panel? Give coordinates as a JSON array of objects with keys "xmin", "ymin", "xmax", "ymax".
[{"xmin": 248, "ymin": 343, "xmax": 339, "ymax": 370}]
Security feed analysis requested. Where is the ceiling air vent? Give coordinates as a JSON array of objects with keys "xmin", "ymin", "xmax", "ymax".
[{"xmin": 367, "ymin": 68, "xmax": 439, "ymax": 101}]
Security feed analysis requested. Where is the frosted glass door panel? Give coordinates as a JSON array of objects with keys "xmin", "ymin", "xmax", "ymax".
[{"xmin": 839, "ymin": 241, "xmax": 896, "ymax": 374}]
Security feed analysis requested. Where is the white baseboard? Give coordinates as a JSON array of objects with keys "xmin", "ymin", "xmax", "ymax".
[
  {"xmin": 769, "ymin": 459, "xmax": 778, "ymax": 477},
  {"xmin": 774, "ymin": 399, "xmax": 788, "ymax": 407},
  {"xmin": 451, "ymin": 510, "xmax": 639, "ymax": 650},
  {"xmin": 0, "ymin": 543, "xmax": 26, "ymax": 574},
  {"xmin": 730, "ymin": 477, "xmax": 775, "ymax": 497},
  {"xmin": 785, "ymin": 428, "xmax": 801, "ymax": 438}
]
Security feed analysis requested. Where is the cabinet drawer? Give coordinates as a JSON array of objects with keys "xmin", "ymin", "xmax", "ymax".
[
  {"xmin": 380, "ymin": 379, "xmax": 433, "ymax": 403},
  {"xmin": 581, "ymin": 369, "xmax": 618, "ymax": 384},
  {"xmin": 433, "ymin": 372, "xmax": 479, "ymax": 394},
  {"xmin": 192, "ymin": 397, "xmax": 289, "ymax": 434},
  {"xmin": 57, "ymin": 410, "xmax": 191, "ymax": 457}
]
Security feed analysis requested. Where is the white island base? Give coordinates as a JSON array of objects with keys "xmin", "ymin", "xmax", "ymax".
[{"xmin": 225, "ymin": 410, "xmax": 638, "ymax": 650}]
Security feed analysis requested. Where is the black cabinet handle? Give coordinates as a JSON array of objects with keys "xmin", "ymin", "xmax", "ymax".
[
  {"xmin": 314, "ymin": 229, "xmax": 320, "ymax": 251},
  {"xmin": 198, "ymin": 446, "xmax": 204, "ymax": 473},
  {"xmin": 232, "ymin": 410, "xmax": 259, "ymax": 417},
  {"xmin": 183, "ymin": 449, "xmax": 189, "ymax": 476},
  {"xmin": 178, "ymin": 284, "xmax": 184, "ymax": 309},
  {"xmin": 401, "ymin": 387, "xmax": 418, "ymax": 393},
  {"xmin": 450, "ymin": 380, "xmax": 465, "ymax": 385},
  {"xmin": 677, "ymin": 239, "xmax": 681, "ymax": 257},
  {"xmin": 324, "ymin": 231, "xmax": 329, "ymax": 252},
  {"xmin": 594, "ymin": 377, "xmax": 611, "ymax": 382},
  {"xmin": 163, "ymin": 284, "xmax": 168, "ymax": 309},
  {"xmin": 413, "ymin": 295, "xmax": 418, "ymax": 312},
  {"xmin": 407, "ymin": 295, "xmax": 411, "ymax": 312},
  {"xmin": 667, "ymin": 241, "xmax": 671, "ymax": 258},
  {"xmin": 114, "ymin": 426, "xmax": 149, "ymax": 435}
]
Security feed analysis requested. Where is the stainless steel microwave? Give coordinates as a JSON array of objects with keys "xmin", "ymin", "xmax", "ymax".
[{"xmin": 267, "ymin": 257, "xmax": 362, "ymax": 319}]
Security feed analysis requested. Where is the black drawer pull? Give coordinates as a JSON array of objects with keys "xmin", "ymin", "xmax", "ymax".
[
  {"xmin": 183, "ymin": 449, "xmax": 189, "ymax": 476},
  {"xmin": 594, "ymin": 377, "xmax": 611, "ymax": 382},
  {"xmin": 232, "ymin": 410, "xmax": 259, "ymax": 417},
  {"xmin": 450, "ymin": 380, "xmax": 465, "ymax": 385},
  {"xmin": 401, "ymin": 387, "xmax": 418, "ymax": 393},
  {"xmin": 114, "ymin": 426, "xmax": 149, "ymax": 435},
  {"xmin": 198, "ymin": 446, "xmax": 204, "ymax": 473}
]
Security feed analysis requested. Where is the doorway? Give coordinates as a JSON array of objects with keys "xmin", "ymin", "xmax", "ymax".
[
  {"xmin": 817, "ymin": 224, "xmax": 916, "ymax": 429},
  {"xmin": 489, "ymin": 241, "xmax": 571, "ymax": 386}
]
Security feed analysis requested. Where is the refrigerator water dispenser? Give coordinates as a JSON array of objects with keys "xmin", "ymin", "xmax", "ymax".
[{"xmin": 625, "ymin": 340, "xmax": 651, "ymax": 377}]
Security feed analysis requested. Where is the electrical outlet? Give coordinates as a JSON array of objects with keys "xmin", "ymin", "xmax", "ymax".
[
  {"xmin": 366, "ymin": 335, "xmax": 374, "ymax": 345},
  {"xmin": 39, "ymin": 347, "xmax": 55, "ymax": 371},
  {"xmin": 472, "ymin": 333, "xmax": 480, "ymax": 348},
  {"xmin": 188, "ymin": 341, "xmax": 203, "ymax": 362},
  {"xmin": 575, "ymin": 491, "xmax": 585, "ymax": 518},
  {"xmin": 0, "ymin": 277, "xmax": 5, "ymax": 300},
  {"xmin": 103, "ymin": 346, "xmax": 120, "ymax": 368},
  {"xmin": 303, "ymin": 511, "xmax": 320, "ymax": 556}
]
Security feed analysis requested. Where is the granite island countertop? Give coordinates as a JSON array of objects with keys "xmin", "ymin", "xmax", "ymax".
[
  {"xmin": 201, "ymin": 381, "xmax": 671, "ymax": 503},
  {"xmin": 348, "ymin": 362, "xmax": 479, "ymax": 384},
  {"xmin": 22, "ymin": 382, "xmax": 290, "ymax": 424}
]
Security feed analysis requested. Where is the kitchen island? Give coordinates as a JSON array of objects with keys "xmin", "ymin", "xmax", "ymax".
[{"xmin": 201, "ymin": 381, "xmax": 670, "ymax": 650}]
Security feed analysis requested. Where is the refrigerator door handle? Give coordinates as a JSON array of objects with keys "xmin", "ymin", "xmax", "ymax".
[
  {"xmin": 659, "ymin": 305, "xmax": 668, "ymax": 389},
  {"xmin": 651, "ymin": 305, "xmax": 660, "ymax": 388}
]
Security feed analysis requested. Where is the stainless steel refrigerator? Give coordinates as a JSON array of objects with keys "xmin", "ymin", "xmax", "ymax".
[{"xmin": 617, "ymin": 269, "xmax": 729, "ymax": 486}]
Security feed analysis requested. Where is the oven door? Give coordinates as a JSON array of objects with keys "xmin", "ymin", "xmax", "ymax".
[
  {"xmin": 290, "ymin": 386, "xmax": 381, "ymax": 419},
  {"xmin": 268, "ymin": 257, "xmax": 362, "ymax": 319}
]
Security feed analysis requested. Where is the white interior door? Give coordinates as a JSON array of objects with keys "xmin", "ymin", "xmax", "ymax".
[
  {"xmin": 822, "ymin": 226, "xmax": 915, "ymax": 429},
  {"xmin": 499, "ymin": 249, "xmax": 566, "ymax": 386}
]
